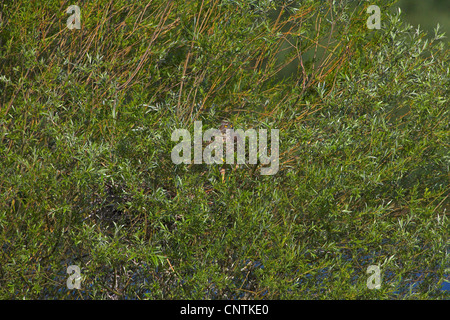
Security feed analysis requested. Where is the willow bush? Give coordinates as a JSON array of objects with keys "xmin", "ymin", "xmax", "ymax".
[{"xmin": 0, "ymin": 0, "xmax": 448, "ymax": 299}]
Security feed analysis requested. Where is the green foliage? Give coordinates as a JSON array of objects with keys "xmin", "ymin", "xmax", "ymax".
[{"xmin": 0, "ymin": 0, "xmax": 448, "ymax": 299}]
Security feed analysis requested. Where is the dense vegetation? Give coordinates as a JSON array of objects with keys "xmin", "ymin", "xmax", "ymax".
[{"xmin": 0, "ymin": 0, "xmax": 448, "ymax": 299}]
